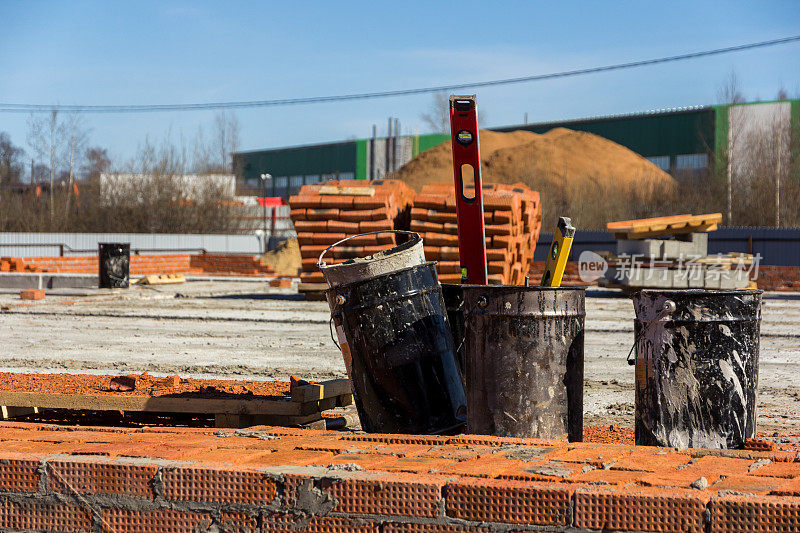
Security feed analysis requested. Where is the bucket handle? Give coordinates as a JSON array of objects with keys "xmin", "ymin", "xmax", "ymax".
[
  {"xmin": 316, "ymin": 230, "xmax": 421, "ymax": 268},
  {"xmin": 626, "ymin": 299, "xmax": 676, "ymax": 365},
  {"xmin": 328, "ymin": 317, "xmax": 341, "ymax": 351}
]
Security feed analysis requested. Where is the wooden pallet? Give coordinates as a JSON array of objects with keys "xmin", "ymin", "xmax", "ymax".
[
  {"xmin": 298, "ymin": 282, "xmax": 328, "ymax": 301},
  {"xmin": 607, "ymin": 213, "xmax": 723, "ymax": 240},
  {"xmin": 0, "ymin": 378, "xmax": 353, "ymax": 430}
]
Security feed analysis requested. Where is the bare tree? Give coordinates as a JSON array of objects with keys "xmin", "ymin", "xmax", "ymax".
[
  {"xmin": 777, "ymin": 86, "xmax": 789, "ymax": 101},
  {"xmin": 717, "ymin": 69, "xmax": 745, "ymax": 105},
  {"xmin": 213, "ymin": 110, "xmax": 240, "ymax": 173},
  {"xmin": 0, "ymin": 132, "xmax": 25, "ymax": 186},
  {"xmin": 420, "ymin": 92, "xmax": 450, "ymax": 133},
  {"xmin": 82, "ymin": 147, "xmax": 111, "ymax": 183},
  {"xmin": 420, "ymin": 92, "xmax": 488, "ymax": 134},
  {"xmin": 27, "ymin": 110, "xmax": 67, "ymax": 219}
]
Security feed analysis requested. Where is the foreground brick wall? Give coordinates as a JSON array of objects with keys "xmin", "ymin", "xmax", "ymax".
[
  {"xmin": 0, "ymin": 253, "xmax": 275, "ymax": 277},
  {"xmin": 0, "ymin": 422, "xmax": 799, "ymax": 532}
]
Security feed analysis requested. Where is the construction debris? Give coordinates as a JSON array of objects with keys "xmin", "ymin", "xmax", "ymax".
[
  {"xmin": 600, "ymin": 213, "xmax": 751, "ymax": 290},
  {"xmin": 132, "ymin": 274, "xmax": 186, "ymax": 285}
]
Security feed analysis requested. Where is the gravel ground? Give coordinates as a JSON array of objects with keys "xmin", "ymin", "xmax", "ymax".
[{"xmin": 1, "ymin": 280, "xmax": 799, "ymax": 433}]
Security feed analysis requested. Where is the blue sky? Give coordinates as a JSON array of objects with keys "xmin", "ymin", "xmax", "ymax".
[{"xmin": 1, "ymin": 1, "xmax": 798, "ymax": 165}]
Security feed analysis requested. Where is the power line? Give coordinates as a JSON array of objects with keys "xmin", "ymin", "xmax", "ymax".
[{"xmin": 2, "ymin": 34, "xmax": 799, "ymax": 114}]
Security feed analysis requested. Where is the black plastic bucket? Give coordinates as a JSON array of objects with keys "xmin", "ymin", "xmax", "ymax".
[
  {"xmin": 463, "ymin": 285, "xmax": 585, "ymax": 440},
  {"xmin": 632, "ymin": 289, "xmax": 762, "ymax": 449},
  {"xmin": 98, "ymin": 243, "xmax": 130, "ymax": 289},
  {"xmin": 327, "ymin": 262, "xmax": 466, "ymax": 434},
  {"xmin": 441, "ymin": 283, "xmax": 466, "ymax": 388}
]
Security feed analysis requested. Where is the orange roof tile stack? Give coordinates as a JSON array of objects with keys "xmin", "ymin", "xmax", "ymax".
[
  {"xmin": 289, "ymin": 179, "xmax": 415, "ymax": 284},
  {"xmin": 410, "ymin": 183, "xmax": 541, "ymax": 285}
]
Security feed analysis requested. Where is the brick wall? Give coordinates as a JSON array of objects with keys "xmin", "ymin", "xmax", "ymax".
[
  {"xmin": 0, "ymin": 254, "xmax": 275, "ymax": 277},
  {"xmin": 0, "ymin": 422, "xmax": 797, "ymax": 532}
]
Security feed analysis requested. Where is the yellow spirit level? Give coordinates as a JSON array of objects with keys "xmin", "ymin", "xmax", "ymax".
[{"xmin": 541, "ymin": 217, "xmax": 576, "ymax": 287}]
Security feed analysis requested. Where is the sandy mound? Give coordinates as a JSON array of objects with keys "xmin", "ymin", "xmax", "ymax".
[
  {"xmin": 262, "ymin": 238, "xmax": 301, "ymax": 277},
  {"xmin": 395, "ymin": 128, "xmax": 675, "ymax": 193}
]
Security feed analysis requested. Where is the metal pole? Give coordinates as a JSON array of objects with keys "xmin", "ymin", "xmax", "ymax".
[
  {"xmin": 386, "ymin": 117, "xmax": 392, "ymax": 178},
  {"xmin": 260, "ymin": 173, "xmax": 271, "ymax": 253},
  {"xmin": 370, "ymin": 124, "xmax": 376, "ymax": 180}
]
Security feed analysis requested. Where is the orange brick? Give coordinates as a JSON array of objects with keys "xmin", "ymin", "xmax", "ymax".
[
  {"xmin": 319, "ymin": 196, "xmax": 354, "ymax": 209},
  {"xmin": 359, "ymin": 219, "xmax": 394, "ymax": 232},
  {"xmin": 305, "ymin": 208, "xmax": 340, "ymax": 221},
  {"xmin": 286, "ymin": 472, "xmax": 443, "ymax": 517},
  {"xmin": 328, "ymin": 220, "xmax": 360, "ymax": 233},
  {"xmin": 751, "ymin": 461, "xmax": 800, "ymax": 478},
  {"xmin": 0, "ymin": 454, "xmax": 40, "ymax": 492},
  {"xmin": 269, "ymin": 278, "xmax": 292, "ymax": 288},
  {"xmin": 19, "ymin": 289, "xmax": 44, "ymax": 300},
  {"xmin": 289, "ymin": 195, "xmax": 321, "ymax": 209},
  {"xmin": 103, "ymin": 508, "xmax": 213, "ymax": 533},
  {"xmin": 575, "ymin": 487, "xmax": 707, "ymax": 532},
  {"xmin": 545, "ymin": 444, "xmax": 631, "ymax": 468},
  {"xmin": 47, "ymin": 458, "xmax": 157, "ymax": 498},
  {"xmin": 446, "ymin": 478, "xmax": 573, "ymax": 525},
  {"xmin": 611, "ymin": 449, "xmax": 692, "ymax": 473},
  {"xmin": 709, "ymin": 494, "xmax": 800, "ymax": 533},
  {"xmin": 710, "ymin": 475, "xmax": 788, "ymax": 494},
  {"xmin": 161, "ymin": 465, "xmax": 277, "ymax": 504},
  {"xmin": 294, "ymin": 220, "xmax": 329, "ymax": 232},
  {"xmin": 0, "ymin": 501, "xmax": 92, "ymax": 532},
  {"xmin": 441, "ymin": 455, "xmax": 523, "ymax": 478}
]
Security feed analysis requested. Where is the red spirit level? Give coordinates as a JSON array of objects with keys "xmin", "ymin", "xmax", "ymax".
[{"xmin": 449, "ymin": 95, "xmax": 488, "ymax": 285}]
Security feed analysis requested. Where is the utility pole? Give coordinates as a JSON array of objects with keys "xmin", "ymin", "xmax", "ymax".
[
  {"xmin": 260, "ymin": 173, "xmax": 271, "ymax": 253},
  {"xmin": 775, "ymin": 126, "xmax": 782, "ymax": 227}
]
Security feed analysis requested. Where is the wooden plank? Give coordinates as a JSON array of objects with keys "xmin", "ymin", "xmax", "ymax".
[
  {"xmin": 336, "ymin": 393, "xmax": 354, "ymax": 407},
  {"xmin": 608, "ymin": 213, "xmax": 722, "ymax": 239},
  {"xmin": 214, "ymin": 412, "xmax": 324, "ymax": 429},
  {"xmin": 0, "ymin": 392, "xmax": 303, "ymax": 416},
  {"xmin": 614, "ymin": 223, "xmax": 718, "ymax": 240},
  {"xmin": 291, "ymin": 378, "xmax": 352, "ymax": 403},
  {"xmin": 1, "ymin": 406, "xmax": 38, "ymax": 419},
  {"xmin": 319, "ymin": 186, "xmax": 375, "ymax": 196}
]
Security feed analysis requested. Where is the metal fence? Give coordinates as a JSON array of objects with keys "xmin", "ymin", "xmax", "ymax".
[
  {"xmin": 0, "ymin": 233, "xmax": 268, "ymax": 257},
  {"xmin": 534, "ymin": 227, "xmax": 800, "ymax": 266}
]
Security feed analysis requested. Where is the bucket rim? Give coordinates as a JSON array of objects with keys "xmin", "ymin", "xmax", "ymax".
[
  {"xmin": 460, "ymin": 284, "xmax": 586, "ymax": 291},
  {"xmin": 316, "ymin": 230, "xmax": 422, "ymax": 269},
  {"xmin": 324, "ymin": 260, "xmax": 439, "ymax": 292},
  {"xmin": 634, "ymin": 289, "xmax": 763, "ymax": 296}
]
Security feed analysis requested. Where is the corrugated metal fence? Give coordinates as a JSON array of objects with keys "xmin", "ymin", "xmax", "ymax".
[
  {"xmin": 534, "ymin": 227, "xmax": 800, "ymax": 266},
  {"xmin": 0, "ymin": 233, "xmax": 266, "ymax": 257}
]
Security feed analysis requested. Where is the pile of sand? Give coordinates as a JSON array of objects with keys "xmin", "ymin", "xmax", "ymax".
[
  {"xmin": 261, "ymin": 238, "xmax": 301, "ymax": 277},
  {"xmin": 395, "ymin": 128, "xmax": 676, "ymax": 194}
]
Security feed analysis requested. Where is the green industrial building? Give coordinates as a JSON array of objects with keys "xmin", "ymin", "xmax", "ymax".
[{"xmin": 233, "ymin": 99, "xmax": 799, "ymax": 198}]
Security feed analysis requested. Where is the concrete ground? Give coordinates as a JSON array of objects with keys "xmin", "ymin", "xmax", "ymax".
[{"xmin": 1, "ymin": 280, "xmax": 799, "ymax": 433}]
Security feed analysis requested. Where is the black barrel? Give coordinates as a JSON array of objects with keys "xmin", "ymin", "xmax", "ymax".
[
  {"xmin": 441, "ymin": 283, "xmax": 466, "ymax": 388},
  {"xmin": 327, "ymin": 262, "xmax": 466, "ymax": 434},
  {"xmin": 633, "ymin": 289, "xmax": 762, "ymax": 449},
  {"xmin": 463, "ymin": 285, "xmax": 585, "ymax": 441},
  {"xmin": 98, "ymin": 243, "xmax": 130, "ymax": 289}
]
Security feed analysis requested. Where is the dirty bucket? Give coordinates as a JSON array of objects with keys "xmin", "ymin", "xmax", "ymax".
[
  {"xmin": 632, "ymin": 289, "xmax": 762, "ymax": 449},
  {"xmin": 326, "ymin": 262, "xmax": 466, "ymax": 434},
  {"xmin": 98, "ymin": 242, "xmax": 130, "ymax": 289},
  {"xmin": 318, "ymin": 231, "xmax": 424, "ymax": 288},
  {"xmin": 463, "ymin": 285, "xmax": 585, "ymax": 440},
  {"xmin": 441, "ymin": 283, "xmax": 466, "ymax": 388}
]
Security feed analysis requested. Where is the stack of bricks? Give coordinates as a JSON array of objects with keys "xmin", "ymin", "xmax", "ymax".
[
  {"xmin": 411, "ymin": 183, "xmax": 542, "ymax": 284},
  {"xmin": 289, "ymin": 179, "xmax": 415, "ymax": 285},
  {"xmin": 0, "ymin": 254, "xmax": 276, "ymax": 277},
  {"xmin": 0, "ymin": 421, "xmax": 798, "ymax": 532}
]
